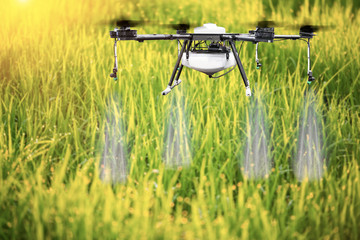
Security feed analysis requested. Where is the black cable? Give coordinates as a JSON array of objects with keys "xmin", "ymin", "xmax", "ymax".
[
  {"xmin": 211, "ymin": 41, "xmax": 244, "ymax": 79},
  {"xmin": 194, "ymin": 40, "xmax": 205, "ymax": 49},
  {"xmin": 299, "ymin": 38, "xmax": 309, "ymax": 43}
]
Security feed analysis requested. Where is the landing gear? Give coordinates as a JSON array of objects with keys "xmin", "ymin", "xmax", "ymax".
[
  {"xmin": 161, "ymin": 40, "xmax": 192, "ymax": 95},
  {"xmin": 229, "ymin": 40, "xmax": 251, "ymax": 97}
]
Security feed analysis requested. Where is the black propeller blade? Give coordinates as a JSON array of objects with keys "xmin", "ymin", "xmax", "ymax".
[
  {"xmin": 284, "ymin": 18, "xmax": 334, "ymax": 33},
  {"xmin": 245, "ymin": 19, "xmax": 334, "ymax": 33},
  {"xmin": 105, "ymin": 17, "xmax": 195, "ymax": 32},
  {"xmin": 105, "ymin": 17, "xmax": 150, "ymax": 28},
  {"xmin": 114, "ymin": 19, "xmax": 146, "ymax": 28},
  {"xmin": 299, "ymin": 24, "xmax": 334, "ymax": 33},
  {"xmin": 256, "ymin": 20, "xmax": 277, "ymax": 28},
  {"xmin": 161, "ymin": 21, "xmax": 195, "ymax": 31},
  {"xmin": 244, "ymin": 20, "xmax": 284, "ymax": 29}
]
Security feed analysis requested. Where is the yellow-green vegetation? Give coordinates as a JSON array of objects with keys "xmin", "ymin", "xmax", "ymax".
[{"xmin": 1, "ymin": 0, "xmax": 359, "ymax": 239}]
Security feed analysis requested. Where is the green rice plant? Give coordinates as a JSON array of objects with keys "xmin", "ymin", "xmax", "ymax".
[{"xmin": 0, "ymin": 0, "xmax": 359, "ymax": 239}]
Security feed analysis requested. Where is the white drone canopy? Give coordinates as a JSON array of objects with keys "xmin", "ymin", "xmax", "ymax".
[{"xmin": 193, "ymin": 23, "xmax": 226, "ymax": 34}]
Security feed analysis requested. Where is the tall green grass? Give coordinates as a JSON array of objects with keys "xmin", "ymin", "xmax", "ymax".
[{"xmin": 0, "ymin": 0, "xmax": 359, "ymax": 239}]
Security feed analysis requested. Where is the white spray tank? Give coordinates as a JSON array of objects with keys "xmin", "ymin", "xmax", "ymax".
[{"xmin": 181, "ymin": 23, "xmax": 236, "ymax": 76}]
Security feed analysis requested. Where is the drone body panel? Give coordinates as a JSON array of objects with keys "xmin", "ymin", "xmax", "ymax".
[
  {"xmin": 194, "ymin": 23, "xmax": 226, "ymax": 34},
  {"xmin": 181, "ymin": 52, "xmax": 236, "ymax": 75}
]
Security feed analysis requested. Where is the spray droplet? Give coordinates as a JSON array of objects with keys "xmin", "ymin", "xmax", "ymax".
[
  {"xmin": 243, "ymin": 97, "xmax": 271, "ymax": 179},
  {"xmin": 295, "ymin": 89, "xmax": 324, "ymax": 181},
  {"xmin": 100, "ymin": 94, "xmax": 128, "ymax": 183},
  {"xmin": 163, "ymin": 92, "xmax": 191, "ymax": 168}
]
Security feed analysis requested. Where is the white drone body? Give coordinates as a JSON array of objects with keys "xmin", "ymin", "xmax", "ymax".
[{"xmin": 181, "ymin": 23, "xmax": 236, "ymax": 75}]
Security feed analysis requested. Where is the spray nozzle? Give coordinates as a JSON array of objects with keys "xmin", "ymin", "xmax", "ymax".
[
  {"xmin": 307, "ymin": 71, "xmax": 315, "ymax": 84},
  {"xmin": 245, "ymin": 86, "xmax": 251, "ymax": 97},
  {"xmin": 110, "ymin": 68, "xmax": 118, "ymax": 81}
]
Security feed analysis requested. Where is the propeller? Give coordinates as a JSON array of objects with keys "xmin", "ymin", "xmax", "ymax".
[
  {"xmin": 105, "ymin": 17, "xmax": 334, "ymax": 34},
  {"xmin": 105, "ymin": 17, "xmax": 150, "ymax": 28},
  {"xmin": 160, "ymin": 21, "xmax": 197, "ymax": 31},
  {"xmin": 104, "ymin": 17, "xmax": 196, "ymax": 32},
  {"xmin": 245, "ymin": 19, "xmax": 334, "ymax": 33},
  {"xmin": 284, "ymin": 18, "xmax": 334, "ymax": 33},
  {"xmin": 256, "ymin": 20, "xmax": 277, "ymax": 28},
  {"xmin": 298, "ymin": 24, "xmax": 334, "ymax": 33},
  {"xmin": 244, "ymin": 20, "xmax": 284, "ymax": 29}
]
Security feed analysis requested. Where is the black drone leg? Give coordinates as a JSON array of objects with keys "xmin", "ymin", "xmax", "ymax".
[
  {"xmin": 162, "ymin": 40, "xmax": 188, "ymax": 95},
  {"xmin": 172, "ymin": 40, "xmax": 192, "ymax": 89},
  {"xmin": 171, "ymin": 64, "xmax": 184, "ymax": 89},
  {"xmin": 229, "ymin": 40, "xmax": 251, "ymax": 96}
]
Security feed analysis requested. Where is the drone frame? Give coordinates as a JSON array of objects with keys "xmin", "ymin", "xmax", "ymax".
[{"xmin": 109, "ymin": 26, "xmax": 316, "ymax": 96}]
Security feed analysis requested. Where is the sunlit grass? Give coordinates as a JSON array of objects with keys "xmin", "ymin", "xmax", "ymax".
[{"xmin": 0, "ymin": 0, "xmax": 359, "ymax": 239}]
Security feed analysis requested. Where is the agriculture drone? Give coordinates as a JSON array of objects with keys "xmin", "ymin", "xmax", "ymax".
[{"xmin": 108, "ymin": 20, "xmax": 326, "ymax": 96}]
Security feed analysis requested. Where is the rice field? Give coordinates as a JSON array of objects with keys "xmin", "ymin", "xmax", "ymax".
[{"xmin": 0, "ymin": 0, "xmax": 359, "ymax": 239}]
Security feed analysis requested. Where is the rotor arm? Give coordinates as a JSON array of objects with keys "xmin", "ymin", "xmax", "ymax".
[
  {"xmin": 110, "ymin": 30, "xmax": 192, "ymax": 41},
  {"xmin": 222, "ymin": 34, "xmax": 256, "ymax": 43},
  {"xmin": 135, "ymin": 34, "xmax": 192, "ymax": 41},
  {"xmin": 274, "ymin": 34, "xmax": 301, "ymax": 40}
]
